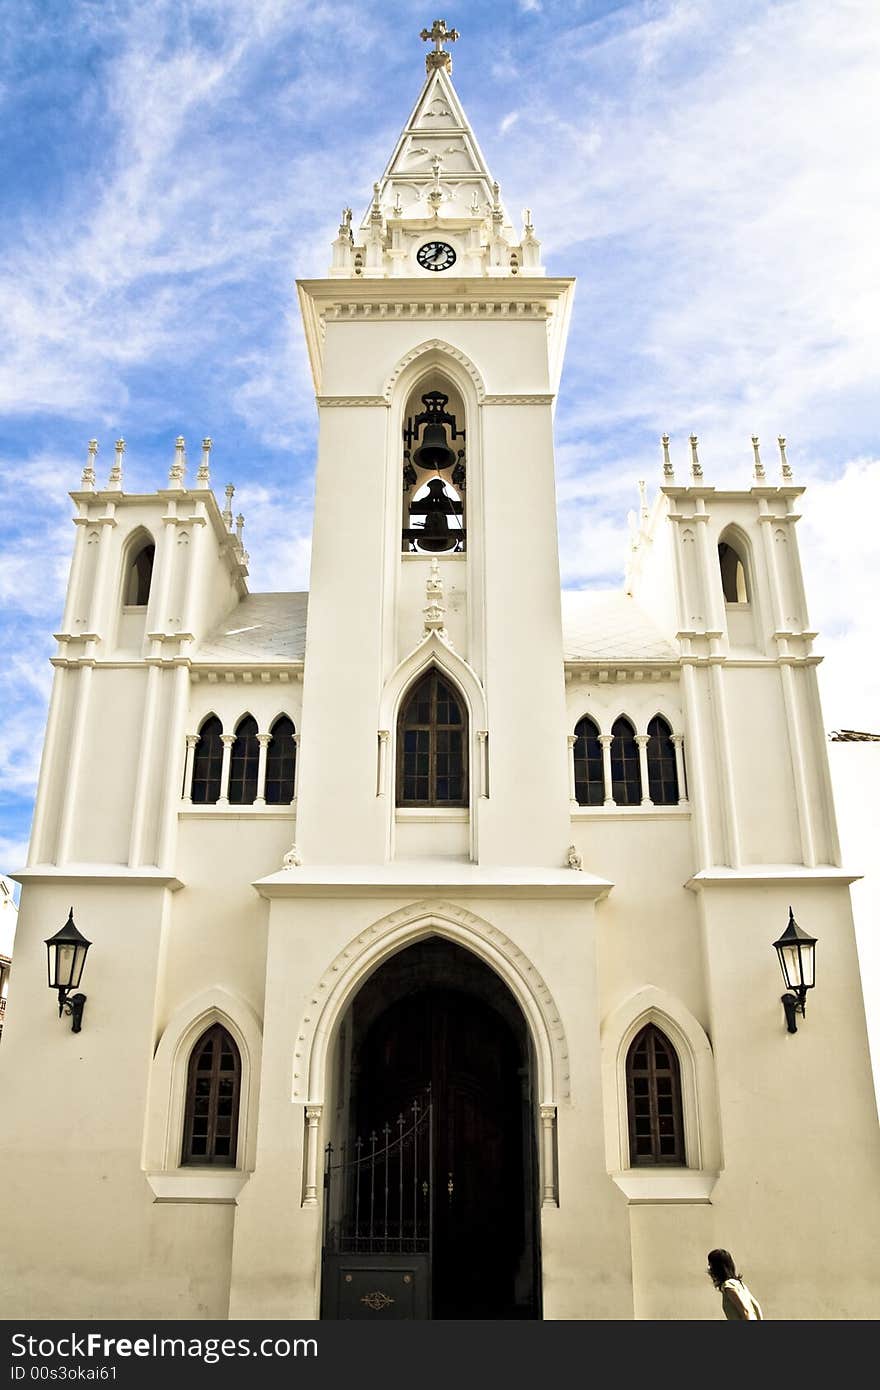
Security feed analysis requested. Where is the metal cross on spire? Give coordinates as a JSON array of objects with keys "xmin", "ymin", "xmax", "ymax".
[{"xmin": 420, "ymin": 18, "xmax": 460, "ymax": 73}]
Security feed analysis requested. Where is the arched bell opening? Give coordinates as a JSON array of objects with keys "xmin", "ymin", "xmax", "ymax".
[
  {"xmin": 401, "ymin": 379, "xmax": 467, "ymax": 554},
  {"xmin": 320, "ymin": 937, "xmax": 541, "ymax": 1321}
]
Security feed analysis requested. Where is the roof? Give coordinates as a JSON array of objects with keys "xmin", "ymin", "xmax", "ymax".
[
  {"xmin": 829, "ymin": 729, "xmax": 880, "ymax": 742},
  {"xmin": 194, "ymin": 589, "xmax": 680, "ymax": 667},
  {"xmin": 561, "ymin": 590, "xmax": 679, "ymax": 663},
  {"xmin": 196, "ymin": 592, "xmax": 308, "ymax": 664}
]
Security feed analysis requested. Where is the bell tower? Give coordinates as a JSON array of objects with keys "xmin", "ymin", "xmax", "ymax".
[{"xmin": 294, "ymin": 22, "xmax": 575, "ymax": 868}]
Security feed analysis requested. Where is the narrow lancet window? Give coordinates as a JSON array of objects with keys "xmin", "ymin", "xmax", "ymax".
[
  {"xmin": 265, "ymin": 716, "xmax": 296, "ymax": 804},
  {"xmin": 397, "ymin": 669, "xmax": 468, "ymax": 807},
  {"xmin": 646, "ymin": 716, "xmax": 679, "ymax": 805},
  {"xmin": 718, "ymin": 539, "xmax": 749, "ymax": 603},
  {"xmin": 626, "ymin": 1024, "xmax": 685, "ymax": 1166},
  {"xmin": 181, "ymin": 1024, "xmax": 241, "ymax": 1167},
  {"xmin": 125, "ymin": 542, "xmax": 155, "ymax": 606},
  {"xmin": 228, "ymin": 716, "xmax": 259, "ymax": 805},
  {"xmin": 573, "ymin": 716, "xmax": 604, "ymax": 806},
  {"xmin": 610, "ymin": 717, "xmax": 641, "ymax": 805},
  {"xmin": 191, "ymin": 716, "xmax": 223, "ymax": 804}
]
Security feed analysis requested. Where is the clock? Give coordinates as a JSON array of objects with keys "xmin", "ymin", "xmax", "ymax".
[{"xmin": 417, "ymin": 241, "xmax": 457, "ymax": 272}]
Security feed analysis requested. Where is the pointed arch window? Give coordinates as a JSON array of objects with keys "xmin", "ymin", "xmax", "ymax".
[
  {"xmin": 181, "ymin": 1023, "xmax": 241, "ymax": 1167},
  {"xmin": 191, "ymin": 716, "xmax": 223, "ymax": 804},
  {"xmin": 626, "ymin": 1023, "xmax": 685, "ymax": 1166},
  {"xmin": 265, "ymin": 715, "xmax": 296, "ymax": 805},
  {"xmin": 397, "ymin": 669, "xmax": 468, "ymax": 807},
  {"xmin": 228, "ymin": 715, "xmax": 259, "ymax": 805},
  {"xmin": 646, "ymin": 716, "xmax": 679, "ymax": 805},
  {"xmin": 573, "ymin": 716, "xmax": 604, "ymax": 806},
  {"xmin": 718, "ymin": 539, "xmax": 749, "ymax": 603},
  {"xmin": 125, "ymin": 540, "xmax": 155, "ymax": 606},
  {"xmin": 610, "ymin": 716, "xmax": 641, "ymax": 805}
]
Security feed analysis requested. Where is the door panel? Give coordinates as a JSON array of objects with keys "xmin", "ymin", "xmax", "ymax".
[{"xmin": 355, "ymin": 986, "xmax": 536, "ymax": 1319}]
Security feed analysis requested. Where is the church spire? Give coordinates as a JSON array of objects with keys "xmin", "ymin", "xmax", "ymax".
[{"xmin": 327, "ymin": 21, "xmax": 543, "ymax": 279}]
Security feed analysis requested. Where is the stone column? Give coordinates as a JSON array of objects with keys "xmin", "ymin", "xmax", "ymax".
[
  {"xmin": 635, "ymin": 733, "xmax": 653, "ymax": 806},
  {"xmin": 567, "ymin": 733, "xmax": 578, "ymax": 808},
  {"xmin": 303, "ymin": 1105, "xmax": 323, "ymax": 1207},
  {"xmin": 540, "ymin": 1105, "xmax": 557, "ymax": 1207},
  {"xmin": 218, "ymin": 734, "xmax": 235, "ymax": 806},
  {"xmin": 599, "ymin": 734, "xmax": 614, "ymax": 807},
  {"xmin": 182, "ymin": 734, "xmax": 199, "ymax": 805},
  {"xmin": 255, "ymin": 734, "xmax": 271, "ymax": 806},
  {"xmin": 670, "ymin": 733, "xmax": 689, "ymax": 805}
]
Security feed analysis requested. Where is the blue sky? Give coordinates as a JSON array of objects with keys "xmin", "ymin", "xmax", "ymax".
[{"xmin": 1, "ymin": 0, "xmax": 879, "ymax": 875}]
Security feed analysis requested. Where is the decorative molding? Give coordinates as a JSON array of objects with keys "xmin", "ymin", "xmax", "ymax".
[
  {"xmin": 483, "ymin": 393, "xmax": 555, "ymax": 406},
  {"xmin": 565, "ymin": 664, "xmax": 680, "ymax": 683},
  {"xmin": 382, "ymin": 339, "xmax": 487, "ymax": 403},
  {"xmin": 292, "ymin": 900, "xmax": 571, "ymax": 1108},
  {"xmin": 145, "ymin": 1172, "xmax": 249, "ymax": 1204},
  {"xmin": 315, "ymin": 395, "xmax": 387, "ymax": 408}
]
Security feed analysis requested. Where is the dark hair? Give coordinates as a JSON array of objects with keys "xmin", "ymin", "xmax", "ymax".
[{"xmin": 707, "ymin": 1249, "xmax": 738, "ymax": 1287}]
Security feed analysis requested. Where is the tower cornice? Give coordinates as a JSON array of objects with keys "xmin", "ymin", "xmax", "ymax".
[{"xmin": 296, "ymin": 276, "xmax": 576, "ymax": 397}]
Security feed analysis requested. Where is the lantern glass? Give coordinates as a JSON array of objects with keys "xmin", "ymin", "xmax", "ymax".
[
  {"xmin": 45, "ymin": 910, "xmax": 91, "ymax": 993},
  {"xmin": 773, "ymin": 909, "xmax": 817, "ymax": 993}
]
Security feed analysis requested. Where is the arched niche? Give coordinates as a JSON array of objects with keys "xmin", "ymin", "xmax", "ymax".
[{"xmin": 401, "ymin": 377, "xmax": 467, "ymax": 555}]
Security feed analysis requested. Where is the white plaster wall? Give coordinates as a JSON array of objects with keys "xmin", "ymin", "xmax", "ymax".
[{"xmin": 70, "ymin": 669, "xmax": 146, "ymax": 864}]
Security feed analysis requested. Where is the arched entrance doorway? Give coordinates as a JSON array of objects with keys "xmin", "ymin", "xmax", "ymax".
[{"xmin": 320, "ymin": 938, "xmax": 541, "ymax": 1319}]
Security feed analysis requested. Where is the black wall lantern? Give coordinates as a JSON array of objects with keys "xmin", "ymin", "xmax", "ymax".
[
  {"xmin": 45, "ymin": 908, "xmax": 91, "ymax": 1032},
  {"xmin": 773, "ymin": 906, "xmax": 817, "ymax": 1033}
]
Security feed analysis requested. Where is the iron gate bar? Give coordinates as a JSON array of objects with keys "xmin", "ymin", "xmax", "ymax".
[{"xmin": 323, "ymin": 1087, "xmax": 433, "ymax": 1256}]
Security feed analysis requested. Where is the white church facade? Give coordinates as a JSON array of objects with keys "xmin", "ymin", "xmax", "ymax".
[{"xmin": 2, "ymin": 24, "xmax": 879, "ymax": 1320}]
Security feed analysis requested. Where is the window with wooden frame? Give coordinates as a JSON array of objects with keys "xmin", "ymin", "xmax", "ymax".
[
  {"xmin": 646, "ymin": 715, "xmax": 679, "ymax": 805},
  {"xmin": 181, "ymin": 1023, "xmax": 241, "ymax": 1167},
  {"xmin": 265, "ymin": 715, "xmax": 296, "ymax": 804},
  {"xmin": 397, "ymin": 669, "xmax": 468, "ymax": 807},
  {"xmin": 626, "ymin": 1023, "xmax": 685, "ymax": 1165},
  {"xmin": 228, "ymin": 715, "xmax": 259, "ymax": 805},
  {"xmin": 610, "ymin": 716, "xmax": 641, "ymax": 805},
  {"xmin": 191, "ymin": 716, "xmax": 223, "ymax": 804},
  {"xmin": 573, "ymin": 715, "xmax": 604, "ymax": 806}
]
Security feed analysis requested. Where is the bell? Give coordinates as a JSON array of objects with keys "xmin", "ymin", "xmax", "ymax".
[
  {"xmin": 412, "ymin": 422, "xmax": 456, "ymax": 473},
  {"xmin": 417, "ymin": 478, "xmax": 458, "ymax": 553}
]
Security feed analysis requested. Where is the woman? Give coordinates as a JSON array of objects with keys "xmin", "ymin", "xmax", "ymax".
[{"xmin": 707, "ymin": 1249, "xmax": 764, "ymax": 1319}]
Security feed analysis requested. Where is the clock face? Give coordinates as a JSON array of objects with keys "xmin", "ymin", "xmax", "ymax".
[{"xmin": 417, "ymin": 241, "xmax": 457, "ymax": 272}]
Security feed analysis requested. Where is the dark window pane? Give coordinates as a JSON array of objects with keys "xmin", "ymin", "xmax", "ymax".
[
  {"xmin": 182, "ymin": 1024, "xmax": 241, "ymax": 1168},
  {"xmin": 397, "ymin": 669, "xmax": 468, "ymax": 807},
  {"xmin": 265, "ymin": 716, "xmax": 296, "ymax": 804},
  {"xmin": 191, "ymin": 717, "xmax": 224, "ymax": 804},
  {"xmin": 228, "ymin": 716, "xmax": 259, "ymax": 805},
  {"xmin": 626, "ymin": 1024, "xmax": 685, "ymax": 1167}
]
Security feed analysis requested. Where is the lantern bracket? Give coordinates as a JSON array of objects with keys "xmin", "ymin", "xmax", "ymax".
[
  {"xmin": 780, "ymin": 988, "xmax": 807, "ymax": 1034},
  {"xmin": 57, "ymin": 988, "xmax": 87, "ymax": 1033}
]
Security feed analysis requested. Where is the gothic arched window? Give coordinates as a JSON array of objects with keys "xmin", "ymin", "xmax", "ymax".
[
  {"xmin": 125, "ymin": 539, "xmax": 155, "ymax": 606},
  {"xmin": 646, "ymin": 716, "xmax": 679, "ymax": 805},
  {"xmin": 397, "ymin": 669, "xmax": 468, "ymax": 807},
  {"xmin": 228, "ymin": 715, "xmax": 259, "ymax": 805},
  {"xmin": 718, "ymin": 538, "xmax": 749, "ymax": 603},
  {"xmin": 610, "ymin": 716, "xmax": 641, "ymax": 805},
  {"xmin": 573, "ymin": 716, "xmax": 604, "ymax": 806},
  {"xmin": 626, "ymin": 1023, "xmax": 685, "ymax": 1166},
  {"xmin": 265, "ymin": 716, "xmax": 296, "ymax": 805},
  {"xmin": 181, "ymin": 1023, "xmax": 241, "ymax": 1167},
  {"xmin": 191, "ymin": 716, "xmax": 223, "ymax": 804}
]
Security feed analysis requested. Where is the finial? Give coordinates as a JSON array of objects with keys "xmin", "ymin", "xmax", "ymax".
[
  {"xmin": 392, "ymin": 191, "xmax": 403, "ymax": 217},
  {"xmin": 81, "ymin": 439, "xmax": 98, "ymax": 491},
  {"xmin": 108, "ymin": 438, "xmax": 125, "ymax": 490},
  {"xmin": 420, "ymin": 18, "xmax": 460, "ymax": 73},
  {"xmin": 689, "ymin": 433, "xmax": 702, "ymax": 481},
  {"xmin": 661, "ymin": 433, "xmax": 674, "ymax": 482},
  {"xmin": 371, "ymin": 182, "xmax": 382, "ymax": 219},
  {"xmin": 470, "ymin": 189, "xmax": 481, "ymax": 217},
  {"xmin": 523, "ymin": 207, "xmax": 534, "ymax": 236},
  {"xmin": 169, "ymin": 435, "xmax": 186, "ymax": 489},
  {"xmin": 751, "ymin": 435, "xmax": 765, "ymax": 482},
  {"xmin": 235, "ymin": 513, "xmax": 245, "ymax": 545},
  {"xmin": 222, "ymin": 483, "xmax": 234, "ymax": 529},
  {"xmin": 197, "ymin": 437, "xmax": 212, "ymax": 488},
  {"xmin": 638, "ymin": 478, "xmax": 649, "ymax": 522},
  {"xmin": 778, "ymin": 435, "xmax": 792, "ymax": 481},
  {"xmin": 339, "ymin": 207, "xmax": 352, "ymax": 237},
  {"xmin": 427, "ymin": 156, "xmax": 445, "ymax": 216}
]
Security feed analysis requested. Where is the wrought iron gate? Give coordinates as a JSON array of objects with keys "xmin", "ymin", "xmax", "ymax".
[{"xmin": 320, "ymin": 1089, "xmax": 433, "ymax": 1319}]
